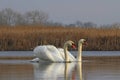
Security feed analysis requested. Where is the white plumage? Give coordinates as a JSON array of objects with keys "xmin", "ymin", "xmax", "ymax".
[{"xmin": 32, "ymin": 40, "xmax": 76, "ymax": 62}]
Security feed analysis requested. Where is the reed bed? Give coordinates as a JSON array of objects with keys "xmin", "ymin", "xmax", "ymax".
[{"xmin": 0, "ymin": 25, "xmax": 120, "ymax": 51}]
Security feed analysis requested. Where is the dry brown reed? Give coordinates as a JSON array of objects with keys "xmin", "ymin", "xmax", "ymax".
[{"xmin": 0, "ymin": 25, "xmax": 120, "ymax": 51}]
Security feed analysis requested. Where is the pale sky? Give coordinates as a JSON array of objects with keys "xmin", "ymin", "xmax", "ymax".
[{"xmin": 0, "ymin": 0, "xmax": 120, "ymax": 25}]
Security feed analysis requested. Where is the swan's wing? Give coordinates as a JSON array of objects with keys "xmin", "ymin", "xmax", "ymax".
[
  {"xmin": 30, "ymin": 58, "xmax": 40, "ymax": 62},
  {"xmin": 33, "ymin": 45, "xmax": 64, "ymax": 62},
  {"xmin": 46, "ymin": 45, "xmax": 64, "ymax": 61},
  {"xmin": 33, "ymin": 45, "xmax": 54, "ymax": 61},
  {"xmin": 57, "ymin": 48, "xmax": 65, "ymax": 59}
]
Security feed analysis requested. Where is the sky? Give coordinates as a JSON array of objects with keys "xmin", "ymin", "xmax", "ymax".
[{"xmin": 0, "ymin": 0, "xmax": 120, "ymax": 25}]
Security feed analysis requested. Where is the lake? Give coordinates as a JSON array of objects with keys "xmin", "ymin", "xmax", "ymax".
[
  {"xmin": 0, "ymin": 51, "xmax": 120, "ymax": 57},
  {"xmin": 0, "ymin": 51, "xmax": 120, "ymax": 80}
]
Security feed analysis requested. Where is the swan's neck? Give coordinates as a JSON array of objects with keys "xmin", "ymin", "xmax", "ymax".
[
  {"xmin": 63, "ymin": 44, "xmax": 69, "ymax": 62},
  {"xmin": 77, "ymin": 43, "xmax": 82, "ymax": 61}
]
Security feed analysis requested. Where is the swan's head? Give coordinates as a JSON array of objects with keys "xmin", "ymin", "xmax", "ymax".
[
  {"xmin": 78, "ymin": 39, "xmax": 87, "ymax": 45},
  {"xmin": 65, "ymin": 40, "xmax": 76, "ymax": 49}
]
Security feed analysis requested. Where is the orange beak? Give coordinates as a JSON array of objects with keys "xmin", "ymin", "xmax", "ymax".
[{"xmin": 71, "ymin": 44, "xmax": 77, "ymax": 49}]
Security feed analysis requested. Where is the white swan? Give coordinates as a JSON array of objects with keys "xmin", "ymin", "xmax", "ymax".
[
  {"xmin": 32, "ymin": 40, "xmax": 76, "ymax": 62},
  {"xmin": 77, "ymin": 39, "xmax": 87, "ymax": 62}
]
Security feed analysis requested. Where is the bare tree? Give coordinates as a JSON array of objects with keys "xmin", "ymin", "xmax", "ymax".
[
  {"xmin": 24, "ymin": 10, "xmax": 48, "ymax": 25},
  {"xmin": 0, "ymin": 8, "xmax": 16, "ymax": 26},
  {"xmin": 0, "ymin": 8, "xmax": 25, "ymax": 26},
  {"xmin": 111, "ymin": 23, "xmax": 120, "ymax": 29},
  {"xmin": 75, "ymin": 20, "xmax": 84, "ymax": 27},
  {"xmin": 0, "ymin": 8, "xmax": 49, "ymax": 26},
  {"xmin": 83, "ymin": 22, "xmax": 97, "ymax": 28}
]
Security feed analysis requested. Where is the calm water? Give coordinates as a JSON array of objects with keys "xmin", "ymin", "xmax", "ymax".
[
  {"xmin": 0, "ymin": 51, "xmax": 120, "ymax": 80},
  {"xmin": 0, "ymin": 51, "xmax": 120, "ymax": 57}
]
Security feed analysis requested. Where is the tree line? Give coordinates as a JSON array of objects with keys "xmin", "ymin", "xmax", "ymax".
[
  {"xmin": 0, "ymin": 8, "xmax": 96, "ymax": 27},
  {"xmin": 0, "ymin": 8, "xmax": 48, "ymax": 26},
  {"xmin": 0, "ymin": 8, "xmax": 120, "ymax": 29}
]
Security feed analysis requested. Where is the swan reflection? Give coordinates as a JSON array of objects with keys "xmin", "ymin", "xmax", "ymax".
[
  {"xmin": 77, "ymin": 62, "xmax": 83, "ymax": 80},
  {"xmin": 33, "ymin": 62, "xmax": 76, "ymax": 80},
  {"xmin": 65, "ymin": 62, "xmax": 83, "ymax": 80},
  {"xmin": 64, "ymin": 63, "xmax": 76, "ymax": 80},
  {"xmin": 33, "ymin": 62, "xmax": 83, "ymax": 80}
]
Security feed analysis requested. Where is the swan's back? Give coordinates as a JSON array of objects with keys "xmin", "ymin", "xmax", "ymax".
[
  {"xmin": 33, "ymin": 46, "xmax": 49, "ymax": 60},
  {"xmin": 33, "ymin": 45, "xmax": 64, "ymax": 62}
]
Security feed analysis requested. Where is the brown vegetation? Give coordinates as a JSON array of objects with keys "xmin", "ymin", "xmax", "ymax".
[{"xmin": 0, "ymin": 25, "xmax": 120, "ymax": 51}]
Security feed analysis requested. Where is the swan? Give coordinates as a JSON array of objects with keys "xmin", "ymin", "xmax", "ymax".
[
  {"xmin": 77, "ymin": 39, "xmax": 87, "ymax": 62},
  {"xmin": 32, "ymin": 40, "xmax": 76, "ymax": 62}
]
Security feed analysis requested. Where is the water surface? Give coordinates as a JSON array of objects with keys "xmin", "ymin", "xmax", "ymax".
[
  {"xmin": 0, "ymin": 51, "xmax": 120, "ymax": 80},
  {"xmin": 0, "ymin": 51, "xmax": 120, "ymax": 57}
]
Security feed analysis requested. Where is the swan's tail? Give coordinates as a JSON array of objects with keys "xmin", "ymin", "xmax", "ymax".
[{"xmin": 30, "ymin": 58, "xmax": 40, "ymax": 62}]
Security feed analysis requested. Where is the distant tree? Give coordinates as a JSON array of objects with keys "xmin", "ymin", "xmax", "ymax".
[
  {"xmin": 0, "ymin": 8, "xmax": 16, "ymax": 26},
  {"xmin": 0, "ymin": 8, "xmax": 25, "ymax": 26},
  {"xmin": 110, "ymin": 23, "xmax": 120, "ymax": 29},
  {"xmin": 0, "ymin": 11, "xmax": 5, "ymax": 25},
  {"xmin": 67, "ymin": 24, "xmax": 76, "ymax": 27},
  {"xmin": 13, "ymin": 13, "xmax": 26, "ymax": 26},
  {"xmin": 0, "ymin": 8, "xmax": 49, "ymax": 26},
  {"xmin": 52, "ymin": 22, "xmax": 63, "ymax": 26},
  {"xmin": 24, "ymin": 10, "xmax": 48, "ymax": 25},
  {"xmin": 83, "ymin": 22, "xmax": 97, "ymax": 28},
  {"xmin": 75, "ymin": 20, "xmax": 84, "ymax": 27},
  {"xmin": 0, "ymin": 8, "xmax": 10, "ymax": 25}
]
